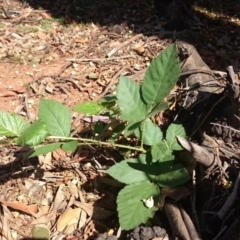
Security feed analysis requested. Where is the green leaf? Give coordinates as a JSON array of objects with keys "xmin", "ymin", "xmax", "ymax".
[
  {"xmin": 39, "ymin": 99, "xmax": 71, "ymax": 137},
  {"xmin": 100, "ymin": 94, "xmax": 117, "ymax": 103},
  {"xmin": 74, "ymin": 102, "xmax": 105, "ymax": 115},
  {"xmin": 141, "ymin": 44, "xmax": 180, "ymax": 105},
  {"xmin": 155, "ymin": 163, "xmax": 191, "ymax": 187},
  {"xmin": 32, "ymin": 226, "xmax": 50, "ymax": 240},
  {"xmin": 160, "ymin": 155, "xmax": 175, "ymax": 163},
  {"xmin": 17, "ymin": 120, "xmax": 48, "ymax": 146},
  {"xmin": 166, "ymin": 123, "xmax": 186, "ymax": 150},
  {"xmin": 151, "ymin": 142, "xmax": 172, "ymax": 161},
  {"xmin": 25, "ymin": 143, "xmax": 62, "ymax": 159},
  {"xmin": 147, "ymin": 102, "xmax": 168, "ymax": 118},
  {"xmin": 107, "ymin": 158, "xmax": 153, "ymax": 184},
  {"xmin": 135, "ymin": 120, "xmax": 163, "ymax": 146},
  {"xmin": 117, "ymin": 75, "xmax": 148, "ymax": 121},
  {"xmin": 124, "ymin": 120, "xmax": 142, "ymax": 137},
  {"xmin": 0, "ymin": 111, "xmax": 27, "ymax": 137},
  {"xmin": 61, "ymin": 140, "xmax": 78, "ymax": 152},
  {"xmin": 117, "ymin": 181, "xmax": 160, "ymax": 230}
]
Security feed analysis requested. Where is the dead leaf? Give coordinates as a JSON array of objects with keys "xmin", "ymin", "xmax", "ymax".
[
  {"xmin": 74, "ymin": 201, "xmax": 93, "ymax": 217},
  {"xmin": 57, "ymin": 207, "xmax": 81, "ymax": 234},
  {"xmin": 79, "ymin": 210, "xmax": 87, "ymax": 229},
  {"xmin": 133, "ymin": 45, "xmax": 145, "ymax": 55},
  {"xmin": 55, "ymin": 148, "xmax": 65, "ymax": 156},
  {"xmin": 31, "ymin": 210, "xmax": 57, "ymax": 225},
  {"xmin": 0, "ymin": 206, "xmax": 12, "ymax": 240},
  {"xmin": 53, "ymin": 148, "xmax": 66, "ymax": 161},
  {"xmin": 11, "ymin": 85, "xmax": 26, "ymax": 94},
  {"xmin": 50, "ymin": 185, "xmax": 66, "ymax": 211},
  {"xmin": 0, "ymin": 89, "xmax": 17, "ymax": 97},
  {"xmin": 74, "ymin": 38, "xmax": 88, "ymax": 43},
  {"xmin": 0, "ymin": 200, "xmax": 38, "ymax": 217},
  {"xmin": 88, "ymin": 72, "xmax": 98, "ymax": 80},
  {"xmin": 67, "ymin": 180, "xmax": 79, "ymax": 198},
  {"xmin": 83, "ymin": 220, "xmax": 98, "ymax": 240},
  {"xmin": 41, "ymin": 152, "xmax": 54, "ymax": 170},
  {"xmin": 37, "ymin": 32, "xmax": 50, "ymax": 40}
]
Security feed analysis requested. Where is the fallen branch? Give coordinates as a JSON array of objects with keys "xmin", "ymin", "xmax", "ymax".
[
  {"xmin": 164, "ymin": 200, "xmax": 191, "ymax": 240},
  {"xmin": 177, "ymin": 136, "xmax": 218, "ymax": 168},
  {"xmin": 180, "ymin": 205, "xmax": 201, "ymax": 240}
]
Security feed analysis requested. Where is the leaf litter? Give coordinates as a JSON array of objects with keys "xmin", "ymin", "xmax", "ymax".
[{"xmin": 0, "ymin": 0, "xmax": 240, "ymax": 239}]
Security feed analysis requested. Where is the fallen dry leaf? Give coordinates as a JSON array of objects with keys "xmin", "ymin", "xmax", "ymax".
[
  {"xmin": 0, "ymin": 205, "xmax": 12, "ymax": 240},
  {"xmin": 83, "ymin": 220, "xmax": 99, "ymax": 240},
  {"xmin": 0, "ymin": 200, "xmax": 38, "ymax": 217},
  {"xmin": 0, "ymin": 89, "xmax": 17, "ymax": 97},
  {"xmin": 50, "ymin": 185, "xmax": 66, "ymax": 211},
  {"xmin": 37, "ymin": 32, "xmax": 50, "ymax": 40},
  {"xmin": 11, "ymin": 85, "xmax": 26, "ymax": 94},
  {"xmin": 57, "ymin": 207, "xmax": 81, "ymax": 234},
  {"xmin": 133, "ymin": 45, "xmax": 145, "ymax": 55},
  {"xmin": 53, "ymin": 148, "xmax": 66, "ymax": 161}
]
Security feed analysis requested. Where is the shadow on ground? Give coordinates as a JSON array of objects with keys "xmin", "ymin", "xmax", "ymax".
[{"xmin": 8, "ymin": 0, "xmax": 238, "ymax": 69}]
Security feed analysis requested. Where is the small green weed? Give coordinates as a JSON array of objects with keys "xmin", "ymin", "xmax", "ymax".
[
  {"xmin": 0, "ymin": 44, "xmax": 191, "ymax": 231},
  {"xmin": 0, "ymin": 23, "xmax": 5, "ymax": 29},
  {"xmin": 39, "ymin": 17, "xmax": 65, "ymax": 31},
  {"xmin": 19, "ymin": 24, "xmax": 38, "ymax": 33}
]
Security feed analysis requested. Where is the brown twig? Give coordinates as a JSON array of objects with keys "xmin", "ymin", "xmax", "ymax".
[
  {"xmin": 180, "ymin": 206, "xmax": 201, "ymax": 240},
  {"xmin": 66, "ymin": 55, "xmax": 135, "ymax": 62},
  {"xmin": 164, "ymin": 200, "xmax": 191, "ymax": 240}
]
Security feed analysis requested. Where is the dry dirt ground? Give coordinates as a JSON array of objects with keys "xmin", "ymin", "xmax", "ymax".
[{"xmin": 0, "ymin": 0, "xmax": 240, "ymax": 239}]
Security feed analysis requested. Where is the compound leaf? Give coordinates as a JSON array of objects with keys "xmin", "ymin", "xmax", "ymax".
[
  {"xmin": 107, "ymin": 158, "xmax": 152, "ymax": 184},
  {"xmin": 25, "ymin": 142, "xmax": 62, "ymax": 159},
  {"xmin": 117, "ymin": 181, "xmax": 160, "ymax": 230},
  {"xmin": 124, "ymin": 120, "xmax": 142, "ymax": 137},
  {"xmin": 151, "ymin": 142, "xmax": 172, "ymax": 161},
  {"xmin": 156, "ymin": 163, "xmax": 190, "ymax": 187},
  {"xmin": 135, "ymin": 120, "xmax": 163, "ymax": 146},
  {"xmin": 117, "ymin": 75, "xmax": 148, "ymax": 121},
  {"xmin": 166, "ymin": 123, "xmax": 186, "ymax": 150},
  {"xmin": 147, "ymin": 102, "xmax": 168, "ymax": 118},
  {"xmin": 17, "ymin": 120, "xmax": 48, "ymax": 146},
  {"xmin": 141, "ymin": 44, "xmax": 180, "ymax": 105},
  {"xmin": 0, "ymin": 111, "xmax": 27, "ymax": 137},
  {"xmin": 74, "ymin": 102, "xmax": 105, "ymax": 115},
  {"xmin": 39, "ymin": 99, "xmax": 71, "ymax": 137},
  {"xmin": 61, "ymin": 140, "xmax": 78, "ymax": 152}
]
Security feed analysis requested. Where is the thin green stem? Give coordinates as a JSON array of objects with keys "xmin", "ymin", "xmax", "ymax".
[
  {"xmin": 47, "ymin": 136, "xmax": 146, "ymax": 153},
  {"xmin": 140, "ymin": 121, "xmax": 146, "ymax": 149}
]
